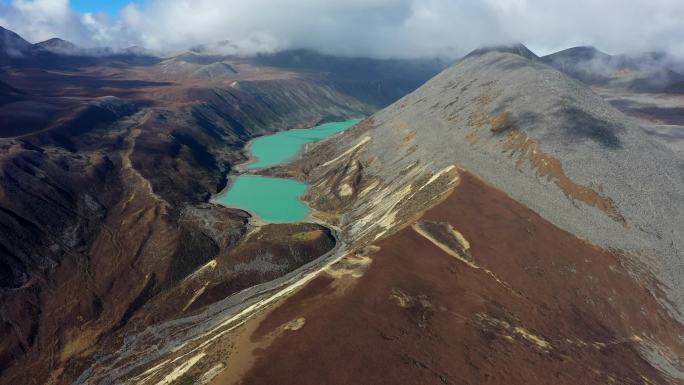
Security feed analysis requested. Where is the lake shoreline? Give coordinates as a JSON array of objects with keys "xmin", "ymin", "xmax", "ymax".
[
  {"xmin": 212, "ymin": 118, "xmax": 362, "ymax": 224},
  {"xmin": 233, "ymin": 117, "xmax": 362, "ymax": 173}
]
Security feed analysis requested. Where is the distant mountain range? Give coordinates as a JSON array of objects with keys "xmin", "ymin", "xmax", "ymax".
[
  {"xmin": 0, "ymin": 26, "xmax": 161, "ymax": 67},
  {"xmin": 4, "ymin": 24, "xmax": 684, "ymax": 94},
  {"xmin": 541, "ymin": 46, "xmax": 684, "ymax": 93}
]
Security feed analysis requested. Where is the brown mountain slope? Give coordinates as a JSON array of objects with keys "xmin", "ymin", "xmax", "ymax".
[{"xmin": 224, "ymin": 171, "xmax": 682, "ymax": 385}]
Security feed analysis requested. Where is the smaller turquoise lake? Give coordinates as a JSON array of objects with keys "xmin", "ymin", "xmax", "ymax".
[
  {"xmin": 214, "ymin": 176, "xmax": 309, "ymax": 223},
  {"xmin": 214, "ymin": 119, "xmax": 360, "ymax": 223},
  {"xmin": 247, "ymin": 119, "xmax": 361, "ymax": 170}
]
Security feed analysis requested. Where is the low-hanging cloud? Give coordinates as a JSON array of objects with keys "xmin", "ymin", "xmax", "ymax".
[{"xmin": 1, "ymin": 0, "xmax": 684, "ymax": 59}]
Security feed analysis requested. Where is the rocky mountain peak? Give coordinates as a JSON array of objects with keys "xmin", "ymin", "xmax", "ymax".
[
  {"xmin": 0, "ymin": 25, "xmax": 32, "ymax": 57},
  {"xmin": 545, "ymin": 46, "xmax": 612, "ymax": 61},
  {"xmin": 34, "ymin": 37, "xmax": 80, "ymax": 55},
  {"xmin": 462, "ymin": 43, "xmax": 539, "ymax": 61}
]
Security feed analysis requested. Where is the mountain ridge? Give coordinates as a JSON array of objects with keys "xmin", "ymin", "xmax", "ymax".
[
  {"xmin": 263, "ymin": 48, "xmax": 684, "ymax": 382},
  {"xmin": 298, "ymin": 50, "xmax": 684, "ymax": 307}
]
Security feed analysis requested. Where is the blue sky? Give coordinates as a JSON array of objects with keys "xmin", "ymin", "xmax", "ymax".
[{"xmin": 70, "ymin": 0, "xmax": 135, "ymax": 15}]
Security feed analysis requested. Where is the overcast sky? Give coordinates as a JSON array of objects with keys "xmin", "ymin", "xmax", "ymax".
[{"xmin": 1, "ymin": 0, "xmax": 683, "ymax": 58}]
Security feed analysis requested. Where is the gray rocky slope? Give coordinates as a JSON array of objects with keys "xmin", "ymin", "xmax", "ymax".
[{"xmin": 297, "ymin": 49, "xmax": 684, "ymax": 323}]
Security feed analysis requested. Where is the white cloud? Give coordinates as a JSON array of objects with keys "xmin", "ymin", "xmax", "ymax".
[
  {"xmin": 1, "ymin": 0, "xmax": 684, "ymax": 58},
  {"xmin": 1, "ymin": 0, "xmax": 77, "ymax": 42},
  {"xmin": 0, "ymin": 0, "xmax": 141, "ymax": 53}
]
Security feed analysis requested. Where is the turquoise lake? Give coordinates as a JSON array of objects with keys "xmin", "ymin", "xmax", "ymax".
[
  {"xmin": 247, "ymin": 119, "xmax": 361, "ymax": 170},
  {"xmin": 214, "ymin": 119, "xmax": 360, "ymax": 223},
  {"xmin": 214, "ymin": 175, "xmax": 310, "ymax": 223}
]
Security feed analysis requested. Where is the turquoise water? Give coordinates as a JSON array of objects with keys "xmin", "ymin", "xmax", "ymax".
[
  {"xmin": 215, "ymin": 119, "xmax": 360, "ymax": 223},
  {"xmin": 247, "ymin": 119, "xmax": 361, "ymax": 170},
  {"xmin": 214, "ymin": 175, "xmax": 310, "ymax": 223}
]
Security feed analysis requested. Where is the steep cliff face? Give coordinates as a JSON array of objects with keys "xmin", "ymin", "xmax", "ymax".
[
  {"xmin": 0, "ymin": 28, "xmax": 441, "ymax": 384},
  {"xmin": 262, "ymin": 49, "xmax": 684, "ymax": 383}
]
